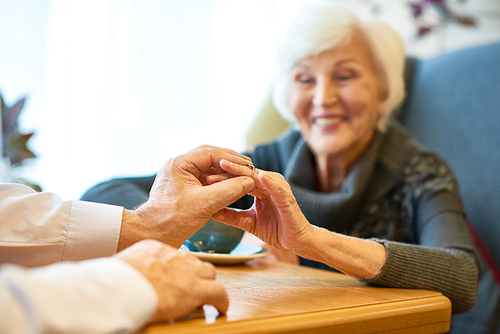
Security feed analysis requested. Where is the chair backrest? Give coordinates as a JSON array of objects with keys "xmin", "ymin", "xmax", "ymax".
[
  {"xmin": 399, "ymin": 41, "xmax": 500, "ymax": 269},
  {"xmin": 245, "ymin": 91, "xmax": 290, "ymax": 149}
]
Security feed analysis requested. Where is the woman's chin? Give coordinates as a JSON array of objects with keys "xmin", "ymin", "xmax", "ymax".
[{"xmin": 308, "ymin": 134, "xmax": 351, "ymax": 157}]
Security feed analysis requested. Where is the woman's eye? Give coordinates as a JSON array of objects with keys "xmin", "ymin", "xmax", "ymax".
[
  {"xmin": 295, "ymin": 74, "xmax": 314, "ymax": 84},
  {"xmin": 336, "ymin": 71, "xmax": 356, "ymax": 81}
]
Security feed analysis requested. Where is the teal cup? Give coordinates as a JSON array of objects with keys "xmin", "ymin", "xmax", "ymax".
[{"xmin": 183, "ymin": 218, "xmax": 245, "ymax": 254}]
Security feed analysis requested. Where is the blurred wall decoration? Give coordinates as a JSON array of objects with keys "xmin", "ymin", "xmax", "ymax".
[{"xmin": 0, "ymin": 92, "xmax": 41, "ymax": 190}]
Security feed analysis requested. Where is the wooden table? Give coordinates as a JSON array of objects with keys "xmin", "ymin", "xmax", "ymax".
[{"xmin": 141, "ymin": 259, "xmax": 451, "ymax": 334}]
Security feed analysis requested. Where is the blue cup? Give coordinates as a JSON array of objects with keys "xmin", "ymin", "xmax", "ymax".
[{"xmin": 184, "ymin": 218, "xmax": 245, "ymax": 254}]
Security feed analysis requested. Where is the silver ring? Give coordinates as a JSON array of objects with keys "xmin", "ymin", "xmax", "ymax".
[{"xmin": 247, "ymin": 163, "xmax": 255, "ymax": 178}]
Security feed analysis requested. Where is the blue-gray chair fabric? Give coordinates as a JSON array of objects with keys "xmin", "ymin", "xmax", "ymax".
[{"xmin": 400, "ymin": 41, "xmax": 500, "ymax": 334}]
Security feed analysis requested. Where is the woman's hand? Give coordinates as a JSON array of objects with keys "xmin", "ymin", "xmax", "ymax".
[
  {"xmin": 213, "ymin": 162, "xmax": 317, "ymax": 253},
  {"xmin": 213, "ymin": 161, "xmax": 387, "ymax": 280}
]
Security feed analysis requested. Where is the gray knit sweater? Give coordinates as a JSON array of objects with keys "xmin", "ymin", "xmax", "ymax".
[{"xmin": 242, "ymin": 121, "xmax": 479, "ymax": 314}]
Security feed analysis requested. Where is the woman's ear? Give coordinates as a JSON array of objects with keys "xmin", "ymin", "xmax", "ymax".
[
  {"xmin": 378, "ymin": 79, "xmax": 389, "ymax": 102},
  {"xmin": 375, "ymin": 109, "xmax": 387, "ymax": 132}
]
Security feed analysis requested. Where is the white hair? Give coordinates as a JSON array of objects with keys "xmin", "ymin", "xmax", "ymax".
[{"xmin": 272, "ymin": 3, "xmax": 406, "ymax": 131}]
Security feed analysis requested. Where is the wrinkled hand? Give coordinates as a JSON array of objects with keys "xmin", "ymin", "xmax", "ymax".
[
  {"xmin": 118, "ymin": 146, "xmax": 255, "ymax": 250},
  {"xmin": 212, "ymin": 162, "xmax": 317, "ymax": 253},
  {"xmin": 114, "ymin": 239, "xmax": 228, "ymax": 323}
]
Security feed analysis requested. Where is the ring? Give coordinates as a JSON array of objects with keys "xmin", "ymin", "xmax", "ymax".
[{"xmin": 247, "ymin": 163, "xmax": 255, "ymax": 178}]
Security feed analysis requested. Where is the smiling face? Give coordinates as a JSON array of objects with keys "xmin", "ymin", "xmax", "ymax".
[{"xmin": 289, "ymin": 33, "xmax": 384, "ymax": 166}]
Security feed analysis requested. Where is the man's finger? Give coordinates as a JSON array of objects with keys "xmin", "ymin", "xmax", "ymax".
[
  {"xmin": 195, "ymin": 260, "xmax": 217, "ymax": 280},
  {"xmin": 190, "ymin": 145, "xmax": 251, "ymax": 162},
  {"xmin": 197, "ymin": 281, "xmax": 229, "ymax": 315},
  {"xmin": 198, "ymin": 176, "xmax": 254, "ymax": 212},
  {"xmin": 205, "ymin": 174, "xmax": 229, "ymax": 185},
  {"xmin": 183, "ymin": 147, "xmax": 252, "ymax": 175}
]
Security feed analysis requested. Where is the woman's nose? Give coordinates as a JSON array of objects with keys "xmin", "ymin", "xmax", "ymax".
[{"xmin": 312, "ymin": 79, "xmax": 337, "ymax": 106}]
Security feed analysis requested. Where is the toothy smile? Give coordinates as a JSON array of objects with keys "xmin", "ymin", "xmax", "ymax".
[{"xmin": 313, "ymin": 116, "xmax": 344, "ymax": 126}]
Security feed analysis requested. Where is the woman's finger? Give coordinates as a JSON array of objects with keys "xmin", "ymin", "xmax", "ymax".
[
  {"xmin": 219, "ymin": 159, "xmax": 254, "ymax": 178},
  {"xmin": 220, "ymin": 160, "xmax": 284, "ymax": 195},
  {"xmin": 212, "ymin": 207, "xmax": 254, "ymax": 230},
  {"xmin": 257, "ymin": 172, "xmax": 292, "ymax": 202}
]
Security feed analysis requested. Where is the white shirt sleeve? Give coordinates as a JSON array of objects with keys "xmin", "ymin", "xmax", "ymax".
[
  {"xmin": 0, "ymin": 257, "xmax": 158, "ymax": 334},
  {"xmin": 0, "ymin": 183, "xmax": 124, "ymax": 267}
]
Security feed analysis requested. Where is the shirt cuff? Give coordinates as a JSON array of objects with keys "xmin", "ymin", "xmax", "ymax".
[{"xmin": 62, "ymin": 200, "xmax": 123, "ymax": 261}]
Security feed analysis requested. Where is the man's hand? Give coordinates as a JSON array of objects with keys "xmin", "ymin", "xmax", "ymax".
[
  {"xmin": 114, "ymin": 239, "xmax": 228, "ymax": 322},
  {"xmin": 118, "ymin": 145, "xmax": 255, "ymax": 250}
]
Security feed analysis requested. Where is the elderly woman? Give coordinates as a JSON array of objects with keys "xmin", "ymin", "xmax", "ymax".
[
  {"xmin": 82, "ymin": 4, "xmax": 478, "ymax": 314},
  {"xmin": 217, "ymin": 4, "xmax": 479, "ymax": 315}
]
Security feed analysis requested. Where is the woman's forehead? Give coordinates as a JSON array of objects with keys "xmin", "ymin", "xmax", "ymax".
[{"xmin": 293, "ymin": 36, "xmax": 375, "ymax": 70}]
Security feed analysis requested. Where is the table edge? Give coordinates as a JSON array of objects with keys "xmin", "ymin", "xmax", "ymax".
[{"xmin": 142, "ymin": 294, "xmax": 451, "ymax": 334}]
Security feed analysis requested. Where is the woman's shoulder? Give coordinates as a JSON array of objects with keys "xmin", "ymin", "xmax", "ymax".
[
  {"xmin": 381, "ymin": 121, "xmax": 453, "ymax": 172},
  {"xmin": 383, "ymin": 121, "xmax": 459, "ymax": 191},
  {"xmin": 383, "ymin": 120, "xmax": 423, "ymax": 153},
  {"xmin": 403, "ymin": 149, "xmax": 459, "ymax": 194}
]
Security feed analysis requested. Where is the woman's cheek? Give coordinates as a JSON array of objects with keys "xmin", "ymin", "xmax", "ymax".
[
  {"xmin": 290, "ymin": 93, "xmax": 310, "ymax": 119},
  {"xmin": 343, "ymin": 86, "xmax": 375, "ymax": 115}
]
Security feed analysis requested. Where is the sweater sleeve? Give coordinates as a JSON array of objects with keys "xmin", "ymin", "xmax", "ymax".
[
  {"xmin": 0, "ymin": 258, "xmax": 157, "ymax": 334},
  {"xmin": 365, "ymin": 153, "xmax": 480, "ymax": 314},
  {"xmin": 367, "ymin": 237, "xmax": 478, "ymax": 314}
]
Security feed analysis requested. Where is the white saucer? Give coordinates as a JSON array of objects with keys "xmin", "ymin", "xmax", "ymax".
[{"xmin": 179, "ymin": 243, "xmax": 267, "ymax": 265}]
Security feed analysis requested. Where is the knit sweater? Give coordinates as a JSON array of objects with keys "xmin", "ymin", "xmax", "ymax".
[{"xmin": 239, "ymin": 121, "xmax": 479, "ymax": 314}]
